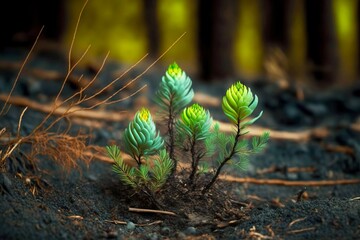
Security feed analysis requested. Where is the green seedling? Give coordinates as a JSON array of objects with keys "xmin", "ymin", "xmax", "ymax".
[
  {"xmin": 202, "ymin": 82, "xmax": 269, "ymax": 192},
  {"xmin": 176, "ymin": 103, "xmax": 212, "ymax": 185},
  {"xmin": 106, "ymin": 108, "xmax": 173, "ymax": 204},
  {"xmin": 155, "ymin": 63, "xmax": 194, "ymax": 173},
  {"xmin": 107, "ymin": 63, "xmax": 269, "ymax": 202}
]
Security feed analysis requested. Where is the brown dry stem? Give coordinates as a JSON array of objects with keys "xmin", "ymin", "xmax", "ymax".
[{"xmin": 129, "ymin": 207, "xmax": 177, "ymax": 216}]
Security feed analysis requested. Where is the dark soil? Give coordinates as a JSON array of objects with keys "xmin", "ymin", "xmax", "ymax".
[{"xmin": 1, "ymin": 48, "xmax": 360, "ymax": 240}]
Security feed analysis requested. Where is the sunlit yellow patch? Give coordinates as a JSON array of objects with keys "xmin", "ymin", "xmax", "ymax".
[
  {"xmin": 139, "ymin": 108, "xmax": 150, "ymax": 122},
  {"xmin": 167, "ymin": 62, "xmax": 183, "ymax": 79}
]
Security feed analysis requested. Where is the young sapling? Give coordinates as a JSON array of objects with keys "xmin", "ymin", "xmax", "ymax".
[
  {"xmin": 176, "ymin": 103, "xmax": 212, "ymax": 185},
  {"xmin": 202, "ymin": 82, "xmax": 269, "ymax": 192},
  {"xmin": 106, "ymin": 108, "xmax": 173, "ymax": 204},
  {"xmin": 107, "ymin": 63, "xmax": 269, "ymax": 204},
  {"xmin": 155, "ymin": 63, "xmax": 194, "ymax": 174}
]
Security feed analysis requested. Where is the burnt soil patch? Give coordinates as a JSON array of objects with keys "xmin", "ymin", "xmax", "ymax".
[{"xmin": 1, "ymin": 49, "xmax": 360, "ymax": 239}]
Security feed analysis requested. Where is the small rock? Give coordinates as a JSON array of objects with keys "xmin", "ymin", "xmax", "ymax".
[
  {"xmin": 286, "ymin": 172, "xmax": 298, "ymax": 180},
  {"xmin": 301, "ymin": 102, "xmax": 328, "ymax": 117},
  {"xmin": 160, "ymin": 227, "xmax": 171, "ymax": 236},
  {"xmin": 147, "ymin": 233, "xmax": 159, "ymax": 240},
  {"xmin": 184, "ymin": 226, "xmax": 197, "ymax": 235},
  {"xmin": 175, "ymin": 232, "xmax": 186, "ymax": 239},
  {"xmin": 282, "ymin": 104, "xmax": 303, "ymax": 125},
  {"xmin": 86, "ymin": 174, "xmax": 98, "ymax": 182},
  {"xmin": 126, "ymin": 221, "xmax": 136, "ymax": 231}
]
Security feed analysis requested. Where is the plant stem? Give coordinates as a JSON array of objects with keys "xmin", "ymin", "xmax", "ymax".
[
  {"xmin": 202, "ymin": 122, "xmax": 241, "ymax": 193},
  {"xmin": 135, "ymin": 155, "xmax": 142, "ymax": 167},
  {"xmin": 141, "ymin": 186, "xmax": 163, "ymax": 209},
  {"xmin": 188, "ymin": 135, "xmax": 198, "ymax": 185},
  {"xmin": 167, "ymin": 98, "xmax": 177, "ymax": 176}
]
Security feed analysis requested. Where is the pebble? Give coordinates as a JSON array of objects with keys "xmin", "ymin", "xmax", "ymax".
[
  {"xmin": 286, "ymin": 172, "xmax": 298, "ymax": 181},
  {"xmin": 175, "ymin": 232, "xmax": 187, "ymax": 239},
  {"xmin": 184, "ymin": 226, "xmax": 197, "ymax": 235},
  {"xmin": 300, "ymin": 102, "xmax": 327, "ymax": 117},
  {"xmin": 160, "ymin": 226, "xmax": 170, "ymax": 236},
  {"xmin": 126, "ymin": 221, "xmax": 136, "ymax": 231},
  {"xmin": 147, "ymin": 233, "xmax": 159, "ymax": 240},
  {"xmin": 283, "ymin": 104, "xmax": 303, "ymax": 125},
  {"xmin": 86, "ymin": 174, "xmax": 98, "ymax": 182}
]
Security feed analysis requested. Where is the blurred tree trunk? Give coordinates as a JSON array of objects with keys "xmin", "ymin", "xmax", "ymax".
[
  {"xmin": 261, "ymin": 0, "xmax": 294, "ymax": 86},
  {"xmin": 262, "ymin": 0, "xmax": 292, "ymax": 52},
  {"xmin": 304, "ymin": 0, "xmax": 339, "ymax": 84},
  {"xmin": 143, "ymin": 0, "xmax": 159, "ymax": 59},
  {"xmin": 198, "ymin": 0, "xmax": 239, "ymax": 81}
]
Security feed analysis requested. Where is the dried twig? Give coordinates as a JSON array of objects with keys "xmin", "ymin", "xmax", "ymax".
[
  {"xmin": 257, "ymin": 166, "xmax": 316, "ymax": 175},
  {"xmin": 321, "ymin": 144, "xmax": 355, "ymax": 156},
  {"xmin": 248, "ymin": 226, "xmax": 273, "ymax": 240},
  {"xmin": 349, "ymin": 196, "xmax": 360, "ymax": 201},
  {"xmin": 136, "ymin": 220, "xmax": 163, "ymax": 227},
  {"xmin": 287, "ymin": 227, "xmax": 316, "ymax": 235},
  {"xmin": 218, "ymin": 121, "xmax": 329, "ymax": 141},
  {"xmin": 216, "ymin": 219, "xmax": 241, "ymax": 228},
  {"xmin": 220, "ymin": 175, "xmax": 360, "ymax": 186},
  {"xmin": 104, "ymin": 219, "xmax": 163, "ymax": 227},
  {"xmin": 0, "ymin": 94, "xmax": 132, "ymax": 122},
  {"xmin": 0, "ymin": 26, "xmax": 44, "ymax": 116},
  {"xmin": 129, "ymin": 207, "xmax": 176, "ymax": 216},
  {"xmin": 104, "ymin": 220, "xmax": 127, "ymax": 225},
  {"xmin": 68, "ymin": 215, "xmax": 84, "ymax": 220},
  {"xmin": 288, "ymin": 217, "xmax": 307, "ymax": 228}
]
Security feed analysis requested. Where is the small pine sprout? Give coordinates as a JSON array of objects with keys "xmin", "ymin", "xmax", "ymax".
[
  {"xmin": 155, "ymin": 62, "xmax": 194, "ymax": 113},
  {"xmin": 222, "ymin": 81, "xmax": 263, "ymax": 128},
  {"xmin": 203, "ymin": 81, "xmax": 269, "ymax": 193},
  {"xmin": 178, "ymin": 103, "xmax": 212, "ymax": 140},
  {"xmin": 124, "ymin": 108, "xmax": 163, "ymax": 165}
]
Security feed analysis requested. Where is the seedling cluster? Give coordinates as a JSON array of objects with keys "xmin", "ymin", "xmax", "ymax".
[{"xmin": 106, "ymin": 63, "xmax": 269, "ymax": 200}]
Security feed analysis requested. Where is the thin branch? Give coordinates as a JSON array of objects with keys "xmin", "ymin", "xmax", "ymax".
[
  {"xmin": 218, "ymin": 121, "xmax": 329, "ymax": 141},
  {"xmin": 288, "ymin": 217, "xmax": 307, "ymax": 228},
  {"xmin": 203, "ymin": 121, "xmax": 242, "ymax": 193},
  {"xmin": 0, "ymin": 94, "xmax": 131, "ymax": 122},
  {"xmin": 256, "ymin": 166, "xmax": 316, "ymax": 175},
  {"xmin": 68, "ymin": 0, "xmax": 89, "ymax": 71},
  {"xmin": 349, "ymin": 196, "xmax": 360, "ymax": 201},
  {"xmin": 17, "ymin": 107, "xmax": 28, "ymax": 137},
  {"xmin": 104, "ymin": 219, "xmax": 163, "ymax": 227},
  {"xmin": 60, "ymin": 48, "xmax": 107, "ymax": 106},
  {"xmin": 104, "ymin": 220, "xmax": 126, "ymax": 225},
  {"xmin": 220, "ymin": 175, "xmax": 360, "ymax": 186},
  {"xmin": 0, "ymin": 26, "xmax": 44, "ymax": 116},
  {"xmin": 287, "ymin": 227, "xmax": 316, "ymax": 235},
  {"xmin": 129, "ymin": 207, "xmax": 176, "ymax": 216}
]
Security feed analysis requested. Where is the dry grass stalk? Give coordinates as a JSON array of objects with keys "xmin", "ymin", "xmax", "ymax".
[
  {"xmin": 0, "ymin": 0, "xmax": 185, "ymax": 175},
  {"xmin": 0, "ymin": 0, "xmax": 133, "ymax": 173}
]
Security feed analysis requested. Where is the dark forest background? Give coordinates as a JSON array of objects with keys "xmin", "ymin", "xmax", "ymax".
[{"xmin": 0, "ymin": 0, "xmax": 358, "ymax": 87}]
